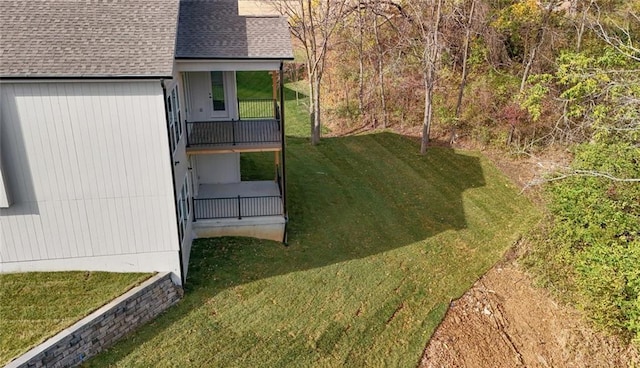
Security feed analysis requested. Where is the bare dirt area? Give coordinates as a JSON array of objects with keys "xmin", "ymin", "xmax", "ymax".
[
  {"xmin": 419, "ymin": 258, "xmax": 640, "ymax": 368},
  {"xmin": 417, "ymin": 133, "xmax": 639, "ymax": 367}
]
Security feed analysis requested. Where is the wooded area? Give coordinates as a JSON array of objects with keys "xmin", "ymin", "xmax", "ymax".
[{"xmin": 276, "ymin": 0, "xmax": 640, "ymax": 343}]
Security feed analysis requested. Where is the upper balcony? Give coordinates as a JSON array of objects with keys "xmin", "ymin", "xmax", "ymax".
[{"xmin": 186, "ymin": 99, "xmax": 282, "ymax": 154}]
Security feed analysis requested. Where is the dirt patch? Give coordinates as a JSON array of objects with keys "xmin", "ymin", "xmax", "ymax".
[{"xmin": 419, "ymin": 261, "xmax": 639, "ymax": 368}]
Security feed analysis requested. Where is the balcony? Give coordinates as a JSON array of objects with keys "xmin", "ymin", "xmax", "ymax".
[
  {"xmin": 191, "ymin": 180, "xmax": 285, "ymax": 242},
  {"xmin": 186, "ymin": 99, "xmax": 282, "ymax": 154}
]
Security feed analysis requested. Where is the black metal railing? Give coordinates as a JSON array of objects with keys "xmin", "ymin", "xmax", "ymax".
[
  {"xmin": 186, "ymin": 120, "xmax": 281, "ymax": 146},
  {"xmin": 193, "ymin": 195, "xmax": 283, "ymax": 220},
  {"xmin": 237, "ymin": 99, "xmax": 279, "ymax": 120},
  {"xmin": 186, "ymin": 99, "xmax": 282, "ymax": 147}
]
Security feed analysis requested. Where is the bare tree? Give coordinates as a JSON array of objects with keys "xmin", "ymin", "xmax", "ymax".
[
  {"xmin": 591, "ymin": 2, "xmax": 640, "ymax": 62},
  {"xmin": 274, "ymin": 0, "xmax": 349, "ymax": 145},
  {"xmin": 451, "ymin": 0, "xmax": 476, "ymax": 144},
  {"xmin": 405, "ymin": 0, "xmax": 444, "ymax": 154}
]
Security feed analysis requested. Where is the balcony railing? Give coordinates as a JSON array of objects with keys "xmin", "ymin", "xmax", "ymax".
[
  {"xmin": 186, "ymin": 99, "xmax": 281, "ymax": 147},
  {"xmin": 193, "ymin": 195, "xmax": 283, "ymax": 220},
  {"xmin": 238, "ymin": 98, "xmax": 280, "ymax": 120}
]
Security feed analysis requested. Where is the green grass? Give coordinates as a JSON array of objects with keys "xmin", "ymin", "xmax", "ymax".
[
  {"xmin": 87, "ymin": 73, "xmax": 539, "ymax": 367},
  {"xmin": 0, "ymin": 272, "xmax": 151, "ymax": 364},
  {"xmin": 236, "ymin": 71, "xmax": 273, "ymax": 99}
]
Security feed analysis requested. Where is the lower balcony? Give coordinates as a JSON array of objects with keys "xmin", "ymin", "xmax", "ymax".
[{"xmin": 192, "ymin": 181, "xmax": 285, "ymax": 242}]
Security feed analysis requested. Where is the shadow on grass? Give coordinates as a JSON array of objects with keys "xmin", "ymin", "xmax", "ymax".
[{"xmin": 90, "ymin": 131, "xmax": 486, "ymax": 365}]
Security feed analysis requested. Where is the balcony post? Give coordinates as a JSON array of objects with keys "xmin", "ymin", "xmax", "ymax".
[{"xmin": 279, "ymin": 62, "xmax": 287, "ymax": 220}]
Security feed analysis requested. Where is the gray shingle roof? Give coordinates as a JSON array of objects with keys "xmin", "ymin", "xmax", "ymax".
[
  {"xmin": 176, "ymin": 0, "xmax": 293, "ymax": 60},
  {"xmin": 0, "ymin": 0, "xmax": 180, "ymax": 78}
]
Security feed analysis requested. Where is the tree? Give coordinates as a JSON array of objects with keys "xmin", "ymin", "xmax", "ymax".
[
  {"xmin": 275, "ymin": 0, "xmax": 349, "ymax": 145},
  {"xmin": 451, "ymin": 0, "xmax": 477, "ymax": 143},
  {"xmin": 404, "ymin": 0, "xmax": 444, "ymax": 154}
]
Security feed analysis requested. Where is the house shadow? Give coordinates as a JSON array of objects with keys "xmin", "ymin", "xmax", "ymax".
[
  {"xmin": 92, "ymin": 131, "xmax": 487, "ymax": 364},
  {"xmin": 190, "ymin": 132, "xmax": 485, "ymax": 280},
  {"xmin": 0, "ymin": 86, "xmax": 39, "ymax": 217}
]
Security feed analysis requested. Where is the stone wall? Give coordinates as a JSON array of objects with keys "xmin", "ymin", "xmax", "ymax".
[{"xmin": 6, "ymin": 272, "xmax": 182, "ymax": 368}]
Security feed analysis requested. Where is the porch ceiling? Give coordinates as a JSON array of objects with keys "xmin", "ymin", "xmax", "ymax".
[{"xmin": 176, "ymin": 0, "xmax": 294, "ymax": 61}]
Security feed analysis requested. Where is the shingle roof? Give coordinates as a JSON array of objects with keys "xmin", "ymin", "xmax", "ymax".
[
  {"xmin": 0, "ymin": 0, "xmax": 180, "ymax": 78},
  {"xmin": 176, "ymin": 0, "xmax": 293, "ymax": 60}
]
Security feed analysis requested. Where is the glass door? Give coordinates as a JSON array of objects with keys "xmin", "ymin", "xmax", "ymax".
[{"xmin": 210, "ymin": 71, "xmax": 229, "ymax": 119}]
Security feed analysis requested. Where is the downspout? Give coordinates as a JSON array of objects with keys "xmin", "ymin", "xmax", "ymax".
[
  {"xmin": 279, "ymin": 61, "xmax": 288, "ymax": 244},
  {"xmin": 161, "ymin": 79, "xmax": 186, "ymax": 285}
]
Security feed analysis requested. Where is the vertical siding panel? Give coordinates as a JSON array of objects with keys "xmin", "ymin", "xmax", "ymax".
[
  {"xmin": 76, "ymin": 199, "xmax": 93, "ymax": 257},
  {"xmin": 97, "ymin": 199, "xmax": 112, "ymax": 257},
  {"xmin": 25, "ymin": 209, "xmax": 46, "ymax": 260},
  {"xmin": 36, "ymin": 202, "xmax": 53, "ymax": 260},
  {"xmin": 90, "ymin": 83, "xmax": 109, "ymax": 199},
  {"xmin": 50, "ymin": 201, "xmax": 71, "ymax": 259},
  {"xmin": 103, "ymin": 86, "xmax": 121, "ymax": 199},
  {"xmin": 144, "ymin": 85, "xmax": 164, "ymax": 197},
  {"xmin": 0, "ymin": 218, "xmax": 8, "ymax": 262},
  {"xmin": 113, "ymin": 198, "xmax": 127, "ymax": 254},
  {"xmin": 136, "ymin": 83, "xmax": 158, "ymax": 196},
  {"xmin": 107, "ymin": 198, "xmax": 121, "ymax": 254},
  {"xmin": 68, "ymin": 200, "xmax": 85, "ymax": 257},
  {"xmin": 43, "ymin": 84, "xmax": 69, "ymax": 201},
  {"xmin": 30, "ymin": 201, "xmax": 48, "ymax": 259},
  {"xmin": 65, "ymin": 200, "xmax": 81, "ymax": 257},
  {"xmin": 74, "ymin": 88, "xmax": 96, "ymax": 198},
  {"xmin": 121, "ymin": 83, "xmax": 141, "ymax": 198},
  {"xmin": 60, "ymin": 84, "xmax": 83, "ymax": 200},
  {"xmin": 85, "ymin": 199, "xmax": 102, "ymax": 256},
  {"xmin": 80, "ymin": 84, "xmax": 101, "ymax": 199},
  {"xmin": 112, "ymin": 85, "xmax": 130, "ymax": 198},
  {"xmin": 57, "ymin": 200, "xmax": 75, "ymax": 257},
  {"xmin": 34, "ymin": 85, "xmax": 60, "ymax": 201},
  {"xmin": 1, "ymin": 216, "xmax": 19, "ymax": 261},
  {"xmin": 0, "ymin": 217, "xmax": 8, "ymax": 262},
  {"xmin": 51, "ymin": 84, "xmax": 75, "ymax": 200},
  {"xmin": 119, "ymin": 197, "xmax": 133, "ymax": 254},
  {"xmin": 12, "ymin": 86, "xmax": 44, "ymax": 202}
]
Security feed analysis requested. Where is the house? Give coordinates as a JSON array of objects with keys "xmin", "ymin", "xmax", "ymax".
[{"xmin": 0, "ymin": 0, "xmax": 293, "ymax": 284}]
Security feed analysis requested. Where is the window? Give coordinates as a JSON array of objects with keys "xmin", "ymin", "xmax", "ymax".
[
  {"xmin": 211, "ymin": 71, "xmax": 226, "ymax": 111},
  {"xmin": 166, "ymin": 84, "xmax": 182, "ymax": 156},
  {"xmin": 176, "ymin": 174, "xmax": 191, "ymax": 244}
]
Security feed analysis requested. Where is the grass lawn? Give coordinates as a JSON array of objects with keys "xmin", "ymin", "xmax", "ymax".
[
  {"xmin": 0, "ymin": 272, "xmax": 151, "ymax": 365},
  {"xmin": 87, "ymin": 72, "xmax": 540, "ymax": 367}
]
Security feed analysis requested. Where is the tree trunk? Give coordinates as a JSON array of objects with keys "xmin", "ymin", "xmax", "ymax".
[
  {"xmin": 520, "ymin": 44, "xmax": 537, "ymax": 93},
  {"xmin": 520, "ymin": 5, "xmax": 553, "ymax": 93},
  {"xmin": 451, "ymin": 0, "xmax": 475, "ymax": 144},
  {"xmin": 420, "ymin": 0, "xmax": 442, "ymax": 154},
  {"xmin": 421, "ymin": 74, "xmax": 434, "ymax": 154},
  {"xmin": 357, "ymin": 7, "xmax": 365, "ymax": 115},
  {"xmin": 311, "ymin": 75, "xmax": 322, "ymax": 145},
  {"xmin": 373, "ymin": 13, "xmax": 388, "ymax": 129}
]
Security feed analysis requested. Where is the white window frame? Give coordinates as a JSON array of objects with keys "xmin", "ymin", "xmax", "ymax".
[
  {"xmin": 166, "ymin": 84, "xmax": 183, "ymax": 156},
  {"xmin": 177, "ymin": 173, "xmax": 191, "ymax": 244}
]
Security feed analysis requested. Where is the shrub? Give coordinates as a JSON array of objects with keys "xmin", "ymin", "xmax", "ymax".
[{"xmin": 537, "ymin": 142, "xmax": 640, "ymax": 341}]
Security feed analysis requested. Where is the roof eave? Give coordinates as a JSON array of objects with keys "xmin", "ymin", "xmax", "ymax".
[
  {"xmin": 0, "ymin": 74, "xmax": 174, "ymax": 81},
  {"xmin": 175, "ymin": 56, "xmax": 295, "ymax": 61}
]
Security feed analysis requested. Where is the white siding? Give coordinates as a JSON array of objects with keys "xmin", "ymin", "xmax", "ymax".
[
  {"xmin": 0, "ymin": 81, "xmax": 181, "ymax": 277},
  {"xmin": 196, "ymin": 154, "xmax": 241, "ymax": 184}
]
